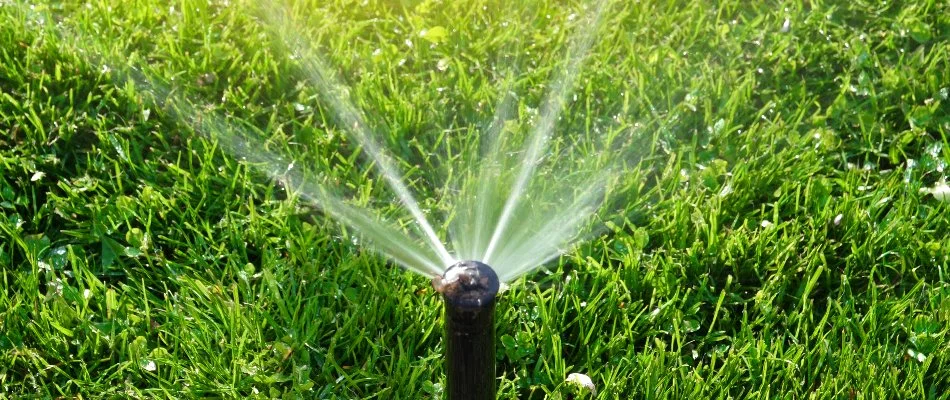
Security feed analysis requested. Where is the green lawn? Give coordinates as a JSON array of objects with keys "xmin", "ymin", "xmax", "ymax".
[{"xmin": 2, "ymin": 0, "xmax": 949, "ymax": 398}]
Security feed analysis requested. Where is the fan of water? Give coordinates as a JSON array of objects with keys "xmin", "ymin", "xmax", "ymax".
[
  {"xmin": 257, "ymin": 2, "xmax": 618, "ymax": 282},
  {"xmin": 35, "ymin": 0, "xmax": 625, "ymax": 283}
]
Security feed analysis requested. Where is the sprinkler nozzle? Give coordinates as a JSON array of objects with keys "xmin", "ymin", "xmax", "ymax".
[
  {"xmin": 434, "ymin": 260, "xmax": 499, "ymax": 400},
  {"xmin": 433, "ymin": 260, "xmax": 500, "ymax": 306}
]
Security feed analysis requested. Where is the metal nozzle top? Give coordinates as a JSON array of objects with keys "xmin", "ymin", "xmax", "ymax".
[{"xmin": 433, "ymin": 260, "xmax": 499, "ymax": 308}]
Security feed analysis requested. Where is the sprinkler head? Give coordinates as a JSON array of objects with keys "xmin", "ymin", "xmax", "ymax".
[
  {"xmin": 434, "ymin": 261, "xmax": 499, "ymax": 400},
  {"xmin": 433, "ymin": 260, "xmax": 500, "ymax": 307}
]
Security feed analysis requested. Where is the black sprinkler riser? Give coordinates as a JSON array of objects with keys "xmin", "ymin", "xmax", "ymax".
[{"xmin": 433, "ymin": 260, "xmax": 500, "ymax": 400}]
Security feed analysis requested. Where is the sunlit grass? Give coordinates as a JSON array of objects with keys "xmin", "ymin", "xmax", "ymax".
[{"xmin": 1, "ymin": 0, "xmax": 949, "ymax": 398}]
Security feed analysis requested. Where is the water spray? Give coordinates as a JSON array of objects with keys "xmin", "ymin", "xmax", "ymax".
[{"xmin": 433, "ymin": 261, "xmax": 500, "ymax": 400}]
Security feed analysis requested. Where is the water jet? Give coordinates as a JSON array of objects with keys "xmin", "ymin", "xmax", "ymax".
[{"xmin": 433, "ymin": 261, "xmax": 500, "ymax": 400}]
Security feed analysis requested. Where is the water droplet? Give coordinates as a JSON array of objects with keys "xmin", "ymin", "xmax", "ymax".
[
  {"xmin": 904, "ymin": 159, "xmax": 916, "ymax": 183},
  {"xmin": 566, "ymin": 373, "xmax": 596, "ymax": 395},
  {"xmin": 718, "ymin": 183, "xmax": 733, "ymax": 197},
  {"xmin": 436, "ymin": 58, "xmax": 449, "ymax": 72},
  {"xmin": 926, "ymin": 142, "xmax": 942, "ymax": 157},
  {"xmin": 921, "ymin": 183, "xmax": 950, "ymax": 202},
  {"xmin": 141, "ymin": 359, "xmax": 157, "ymax": 371}
]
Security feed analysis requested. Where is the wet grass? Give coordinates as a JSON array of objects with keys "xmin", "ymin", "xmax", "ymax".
[{"xmin": 2, "ymin": 0, "xmax": 950, "ymax": 398}]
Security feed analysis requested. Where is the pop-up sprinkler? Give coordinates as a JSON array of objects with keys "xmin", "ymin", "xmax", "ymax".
[{"xmin": 433, "ymin": 260, "xmax": 500, "ymax": 400}]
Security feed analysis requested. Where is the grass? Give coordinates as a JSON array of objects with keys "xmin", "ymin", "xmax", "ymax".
[{"xmin": 1, "ymin": 0, "xmax": 949, "ymax": 398}]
